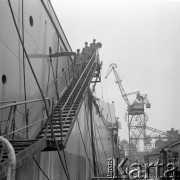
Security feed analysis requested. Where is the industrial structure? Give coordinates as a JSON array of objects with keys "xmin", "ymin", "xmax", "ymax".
[
  {"xmin": 105, "ymin": 63, "xmax": 177, "ymax": 163},
  {"xmin": 105, "ymin": 63, "xmax": 151, "ymax": 162}
]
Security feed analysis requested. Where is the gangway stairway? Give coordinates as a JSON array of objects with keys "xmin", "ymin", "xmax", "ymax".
[
  {"xmin": 0, "ymin": 51, "xmax": 101, "ymax": 179},
  {"xmin": 38, "ymin": 53, "xmax": 101, "ymax": 150}
]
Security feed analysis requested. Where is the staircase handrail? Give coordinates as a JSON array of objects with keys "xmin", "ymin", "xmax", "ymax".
[
  {"xmin": 56, "ymin": 71, "xmax": 73, "ymax": 91},
  {"xmin": 55, "ymin": 61, "xmax": 74, "ymax": 83},
  {"xmin": 0, "ymin": 98, "xmax": 50, "ymax": 110},
  {"xmin": 63, "ymin": 58, "xmax": 99, "ymax": 145},
  {"xmin": 61, "ymin": 50, "xmax": 99, "ymax": 132},
  {"xmin": 0, "ymin": 100, "xmax": 16, "ymax": 104},
  {"xmin": 61, "ymin": 52, "xmax": 96, "ymax": 113},
  {"xmin": 54, "ymin": 61, "xmax": 74, "ymax": 100},
  {"xmin": 0, "ymin": 98, "xmax": 51, "ymax": 138},
  {"xmin": 2, "ymin": 117, "xmax": 48, "ymax": 137}
]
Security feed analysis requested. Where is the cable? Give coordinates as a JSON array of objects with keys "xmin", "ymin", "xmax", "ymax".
[
  {"xmin": 90, "ymin": 110, "xmax": 100, "ymax": 176},
  {"xmin": 62, "ymin": 149, "xmax": 71, "ymax": 180},
  {"xmin": 93, "ymin": 119, "xmax": 104, "ymax": 175},
  {"xmin": 104, "ymin": 79, "xmax": 118, "ymax": 123},
  {"xmin": 92, "ymin": 96, "xmax": 111, "ymax": 135},
  {"xmin": 21, "ymin": 0, "xmax": 27, "ymax": 124},
  {"xmin": 93, "ymin": 92, "xmax": 116, "ymax": 160},
  {"xmin": 77, "ymin": 117, "xmax": 94, "ymax": 172},
  {"xmin": 95, "ymin": 123, "xmax": 108, "ymax": 159},
  {"xmin": 50, "ymin": 58, "xmax": 59, "ymax": 99},
  {"xmin": 0, "ymin": 38, "xmax": 31, "ymax": 73},
  {"xmin": 84, "ymin": 101, "xmax": 101, "ymax": 175},
  {"xmin": 46, "ymin": 62, "xmax": 51, "ymax": 97},
  {"xmin": 107, "ymin": 103, "xmax": 113, "ymax": 123},
  {"xmin": 7, "ymin": 0, "xmax": 47, "ymax": 110},
  {"xmin": 8, "ymin": 2, "xmax": 70, "ymax": 179},
  {"xmin": 0, "ymin": 38, "xmax": 18, "ymax": 60},
  {"xmin": 14, "ymin": 125, "xmax": 26, "ymax": 134},
  {"xmin": 33, "ymin": 155, "xmax": 50, "ymax": 180},
  {"xmin": 16, "ymin": 108, "xmax": 25, "ymax": 115},
  {"xmin": 84, "ymin": 105, "xmax": 95, "ymax": 156},
  {"xmin": 46, "ymin": 0, "xmax": 53, "ymax": 18},
  {"xmin": 85, "ymin": 101, "xmax": 103, "ymax": 176},
  {"xmin": 4, "ymin": 0, "xmax": 42, "ymax": 52},
  {"xmin": 84, "ymin": 103, "xmax": 93, "ymax": 146},
  {"xmin": 50, "ymin": 113, "xmax": 71, "ymax": 180},
  {"xmin": 40, "ymin": 0, "xmax": 73, "ymax": 62}
]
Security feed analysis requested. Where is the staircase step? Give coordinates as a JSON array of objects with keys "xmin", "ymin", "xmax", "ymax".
[
  {"xmin": 41, "ymin": 129, "xmax": 69, "ymax": 133},
  {"xmin": 37, "ymin": 59, "xmax": 97, "ymax": 146},
  {"xmin": 46, "ymin": 136, "xmax": 65, "ymax": 140},
  {"xmin": 0, "ymin": 137, "xmax": 47, "ymax": 179},
  {"xmin": 52, "ymin": 125, "xmax": 70, "ymax": 129},
  {"xmin": 52, "ymin": 118, "xmax": 72, "ymax": 121},
  {"xmin": 1, "ymin": 149, "xmax": 24, "ymax": 156},
  {"xmin": 55, "ymin": 107, "xmax": 78, "ymax": 111},
  {"xmin": 55, "ymin": 106, "xmax": 78, "ymax": 109},
  {"xmin": 53, "ymin": 111, "xmax": 75, "ymax": 115},
  {"xmin": 53, "ymin": 113, "xmax": 75, "ymax": 117},
  {"xmin": 39, "ymin": 121, "xmax": 71, "ymax": 132},
  {"xmin": 38, "ymin": 133, "xmax": 67, "ymax": 139},
  {"xmin": 52, "ymin": 117, "xmax": 73, "ymax": 121},
  {"xmin": 41, "ymin": 124, "xmax": 70, "ymax": 131},
  {"xmin": 58, "ymin": 102, "xmax": 79, "ymax": 105},
  {"xmin": 52, "ymin": 121, "xmax": 71, "ymax": 125}
]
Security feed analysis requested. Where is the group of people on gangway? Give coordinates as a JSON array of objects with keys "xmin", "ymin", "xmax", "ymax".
[{"xmin": 74, "ymin": 39, "xmax": 100, "ymax": 78}]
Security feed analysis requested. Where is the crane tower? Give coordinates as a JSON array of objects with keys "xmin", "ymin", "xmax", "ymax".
[{"xmin": 105, "ymin": 63, "xmax": 151, "ymax": 162}]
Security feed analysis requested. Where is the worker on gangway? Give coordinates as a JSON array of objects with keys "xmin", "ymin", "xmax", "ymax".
[
  {"xmin": 74, "ymin": 49, "xmax": 82, "ymax": 78},
  {"xmin": 90, "ymin": 39, "xmax": 97, "ymax": 57},
  {"xmin": 82, "ymin": 42, "xmax": 91, "ymax": 70}
]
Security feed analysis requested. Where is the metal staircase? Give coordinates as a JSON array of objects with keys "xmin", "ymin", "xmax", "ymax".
[
  {"xmin": 0, "ymin": 50, "xmax": 101, "ymax": 179},
  {"xmin": 37, "ymin": 53, "xmax": 101, "ymax": 150},
  {"xmin": 0, "ymin": 137, "xmax": 47, "ymax": 179}
]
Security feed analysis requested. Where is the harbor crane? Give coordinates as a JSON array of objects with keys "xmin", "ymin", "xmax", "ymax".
[{"xmin": 105, "ymin": 63, "xmax": 151, "ymax": 162}]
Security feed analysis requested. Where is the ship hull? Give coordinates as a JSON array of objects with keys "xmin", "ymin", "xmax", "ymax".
[{"xmin": 0, "ymin": 1, "xmax": 116, "ymax": 179}]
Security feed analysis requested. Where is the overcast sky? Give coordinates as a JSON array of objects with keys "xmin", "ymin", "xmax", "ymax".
[{"xmin": 51, "ymin": 0, "xmax": 180, "ymax": 141}]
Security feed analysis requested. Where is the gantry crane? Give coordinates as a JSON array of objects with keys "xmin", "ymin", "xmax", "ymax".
[{"xmin": 105, "ymin": 63, "xmax": 151, "ymax": 162}]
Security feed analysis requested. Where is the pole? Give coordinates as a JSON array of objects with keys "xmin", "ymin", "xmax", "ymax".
[
  {"xmin": 128, "ymin": 114, "xmax": 131, "ymax": 164},
  {"xmin": 89, "ymin": 93, "xmax": 97, "ymax": 176}
]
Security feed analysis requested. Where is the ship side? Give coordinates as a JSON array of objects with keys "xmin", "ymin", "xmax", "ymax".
[{"xmin": 0, "ymin": 1, "xmax": 119, "ymax": 179}]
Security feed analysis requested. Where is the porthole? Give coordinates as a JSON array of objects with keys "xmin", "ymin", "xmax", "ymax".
[
  {"xmin": 29, "ymin": 16, "xmax": 33, "ymax": 27},
  {"xmin": 2, "ymin": 74, "xmax": 7, "ymax": 84}
]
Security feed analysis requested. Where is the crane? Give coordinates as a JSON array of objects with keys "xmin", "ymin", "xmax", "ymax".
[
  {"xmin": 105, "ymin": 63, "xmax": 130, "ymax": 105},
  {"xmin": 105, "ymin": 63, "xmax": 177, "ymax": 160},
  {"xmin": 105, "ymin": 63, "xmax": 151, "ymax": 115},
  {"xmin": 105, "ymin": 63, "xmax": 151, "ymax": 162}
]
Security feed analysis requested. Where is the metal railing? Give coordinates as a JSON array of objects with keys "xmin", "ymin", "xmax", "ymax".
[
  {"xmin": 0, "ymin": 46, "xmax": 100, "ymax": 144},
  {"xmin": 0, "ymin": 136, "xmax": 16, "ymax": 180},
  {"xmin": 55, "ymin": 61, "xmax": 74, "ymax": 99},
  {"xmin": 0, "ymin": 98, "xmax": 51, "ymax": 140},
  {"xmin": 0, "ymin": 100, "xmax": 16, "ymax": 104},
  {"xmin": 0, "ymin": 60, "xmax": 75, "ymax": 141},
  {"xmin": 60, "ymin": 50, "xmax": 100, "ymax": 143}
]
